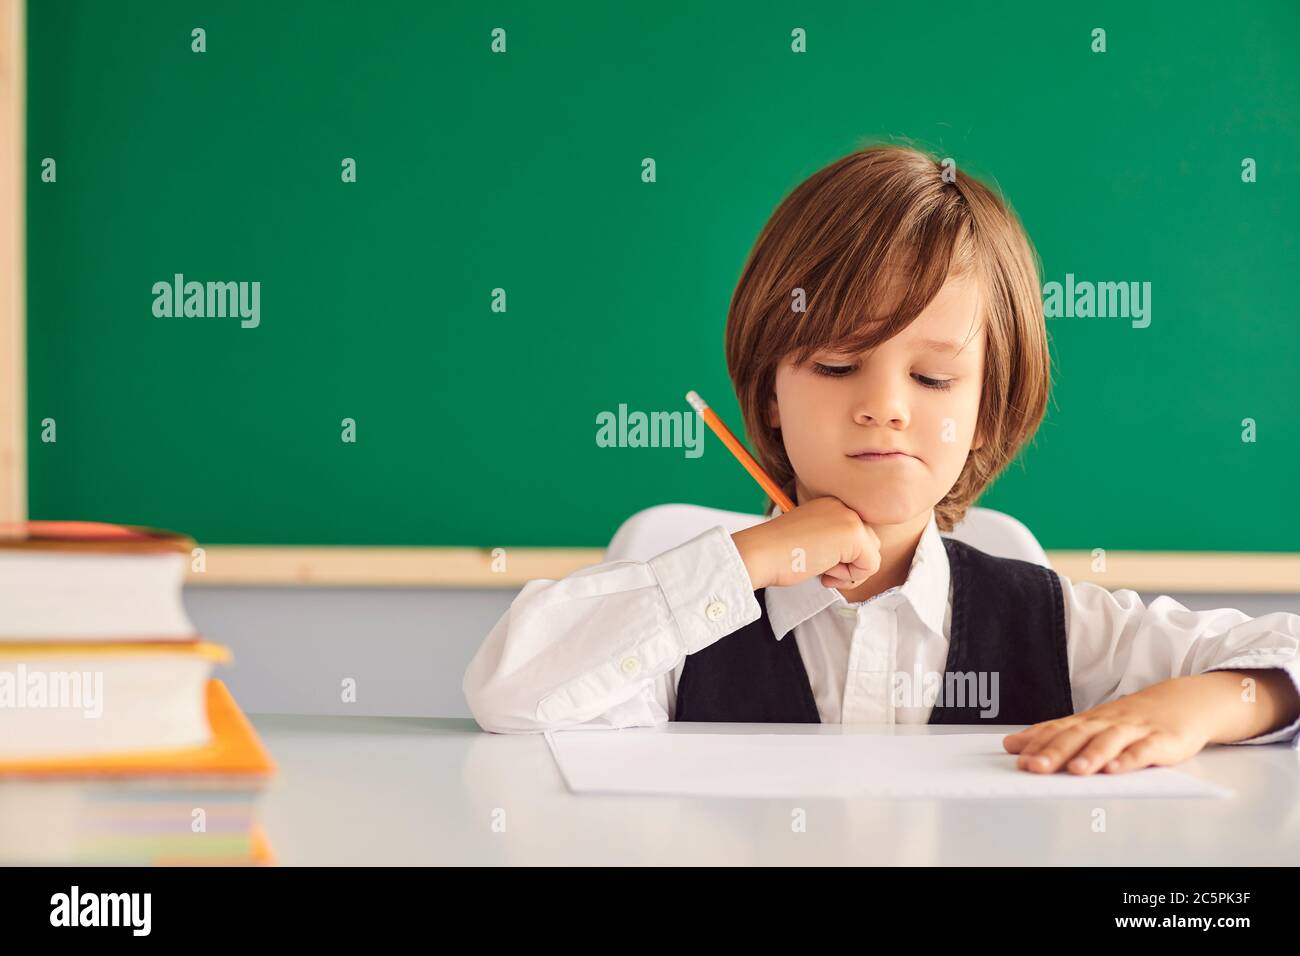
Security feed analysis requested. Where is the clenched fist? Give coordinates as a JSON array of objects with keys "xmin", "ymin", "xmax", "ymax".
[{"xmin": 731, "ymin": 496, "xmax": 882, "ymax": 591}]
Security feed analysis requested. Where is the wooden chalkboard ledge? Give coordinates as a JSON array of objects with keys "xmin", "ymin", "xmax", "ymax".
[
  {"xmin": 186, "ymin": 546, "xmax": 608, "ymax": 588},
  {"xmin": 181, "ymin": 547, "xmax": 1300, "ymax": 593},
  {"xmin": 1048, "ymin": 552, "xmax": 1300, "ymax": 595}
]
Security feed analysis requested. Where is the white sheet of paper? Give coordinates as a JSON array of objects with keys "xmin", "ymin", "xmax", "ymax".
[{"xmin": 545, "ymin": 730, "xmax": 1232, "ymax": 799}]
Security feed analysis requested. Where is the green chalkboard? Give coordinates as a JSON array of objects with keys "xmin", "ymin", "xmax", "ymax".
[{"xmin": 26, "ymin": 0, "xmax": 1300, "ymax": 551}]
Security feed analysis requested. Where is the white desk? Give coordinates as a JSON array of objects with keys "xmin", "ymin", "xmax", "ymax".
[{"xmin": 249, "ymin": 716, "xmax": 1300, "ymax": 866}]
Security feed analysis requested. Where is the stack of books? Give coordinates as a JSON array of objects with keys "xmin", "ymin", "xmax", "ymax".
[{"xmin": 0, "ymin": 521, "xmax": 275, "ymax": 865}]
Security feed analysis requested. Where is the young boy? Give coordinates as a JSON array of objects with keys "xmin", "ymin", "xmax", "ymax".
[{"xmin": 463, "ymin": 144, "xmax": 1300, "ymax": 775}]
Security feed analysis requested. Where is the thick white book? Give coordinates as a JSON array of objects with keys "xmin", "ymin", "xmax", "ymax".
[{"xmin": 0, "ymin": 521, "xmax": 198, "ymax": 641}]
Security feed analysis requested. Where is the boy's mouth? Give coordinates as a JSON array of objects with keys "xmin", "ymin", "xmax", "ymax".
[{"xmin": 848, "ymin": 448, "xmax": 916, "ymax": 462}]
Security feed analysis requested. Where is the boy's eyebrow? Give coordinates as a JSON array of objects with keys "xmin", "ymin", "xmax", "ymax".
[
  {"xmin": 820, "ymin": 334, "xmax": 978, "ymax": 360},
  {"xmin": 915, "ymin": 337, "xmax": 970, "ymax": 355}
]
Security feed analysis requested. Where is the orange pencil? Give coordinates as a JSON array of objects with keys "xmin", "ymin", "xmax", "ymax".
[{"xmin": 686, "ymin": 390, "xmax": 797, "ymax": 513}]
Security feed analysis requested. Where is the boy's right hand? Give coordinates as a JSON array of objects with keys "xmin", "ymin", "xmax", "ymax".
[{"xmin": 731, "ymin": 496, "xmax": 882, "ymax": 591}]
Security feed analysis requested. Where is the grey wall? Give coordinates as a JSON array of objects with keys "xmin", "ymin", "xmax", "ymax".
[
  {"xmin": 183, "ymin": 586, "xmax": 515, "ymax": 718},
  {"xmin": 184, "ymin": 586, "xmax": 1300, "ymax": 719}
]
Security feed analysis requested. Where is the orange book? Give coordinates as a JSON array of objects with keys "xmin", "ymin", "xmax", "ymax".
[
  {"xmin": 0, "ymin": 679, "xmax": 274, "ymax": 778},
  {"xmin": 0, "ymin": 681, "xmax": 276, "ymax": 866},
  {"xmin": 0, "ymin": 642, "xmax": 230, "ymax": 759}
]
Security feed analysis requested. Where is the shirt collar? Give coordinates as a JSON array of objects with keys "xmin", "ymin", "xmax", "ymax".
[{"xmin": 762, "ymin": 508, "xmax": 950, "ymax": 642}]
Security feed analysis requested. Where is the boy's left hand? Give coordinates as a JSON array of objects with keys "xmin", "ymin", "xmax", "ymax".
[{"xmin": 1002, "ymin": 676, "xmax": 1215, "ymax": 774}]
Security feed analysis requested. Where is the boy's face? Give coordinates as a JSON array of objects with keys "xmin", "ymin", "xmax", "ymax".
[{"xmin": 767, "ymin": 272, "xmax": 985, "ymax": 527}]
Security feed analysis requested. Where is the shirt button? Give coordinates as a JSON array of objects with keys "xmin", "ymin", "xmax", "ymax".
[
  {"xmin": 705, "ymin": 601, "xmax": 727, "ymax": 622},
  {"xmin": 620, "ymin": 656, "xmax": 641, "ymax": 675}
]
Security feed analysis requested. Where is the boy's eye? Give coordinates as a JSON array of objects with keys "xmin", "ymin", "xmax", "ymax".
[
  {"xmin": 914, "ymin": 374, "xmax": 954, "ymax": 391},
  {"xmin": 811, "ymin": 363, "xmax": 954, "ymax": 391},
  {"xmin": 812, "ymin": 362, "xmax": 855, "ymax": 377}
]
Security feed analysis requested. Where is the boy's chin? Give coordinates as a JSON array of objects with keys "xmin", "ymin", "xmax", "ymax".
[{"xmin": 844, "ymin": 498, "xmax": 926, "ymax": 528}]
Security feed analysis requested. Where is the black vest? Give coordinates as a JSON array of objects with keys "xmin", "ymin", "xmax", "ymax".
[{"xmin": 674, "ymin": 536, "xmax": 1074, "ymax": 725}]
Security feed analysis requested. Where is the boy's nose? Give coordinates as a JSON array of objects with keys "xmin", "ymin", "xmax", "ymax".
[
  {"xmin": 850, "ymin": 375, "xmax": 910, "ymax": 428},
  {"xmin": 853, "ymin": 399, "xmax": 909, "ymax": 429}
]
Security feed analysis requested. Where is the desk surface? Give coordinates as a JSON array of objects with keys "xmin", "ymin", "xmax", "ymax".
[{"xmin": 249, "ymin": 716, "xmax": 1300, "ymax": 866}]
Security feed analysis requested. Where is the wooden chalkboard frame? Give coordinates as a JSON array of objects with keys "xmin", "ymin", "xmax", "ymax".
[
  {"xmin": 4, "ymin": 2, "xmax": 1296, "ymax": 592},
  {"xmin": 1, "ymin": 0, "xmax": 23, "ymax": 531}
]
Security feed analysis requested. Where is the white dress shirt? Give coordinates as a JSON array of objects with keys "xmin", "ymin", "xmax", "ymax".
[{"xmin": 463, "ymin": 506, "xmax": 1300, "ymax": 748}]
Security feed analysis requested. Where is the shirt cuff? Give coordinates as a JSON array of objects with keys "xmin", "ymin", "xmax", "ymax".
[
  {"xmin": 1204, "ymin": 657, "xmax": 1300, "ymax": 749},
  {"xmin": 647, "ymin": 524, "xmax": 762, "ymax": 655}
]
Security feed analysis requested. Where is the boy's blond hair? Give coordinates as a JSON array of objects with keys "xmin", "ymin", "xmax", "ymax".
[{"xmin": 724, "ymin": 144, "xmax": 1050, "ymax": 531}]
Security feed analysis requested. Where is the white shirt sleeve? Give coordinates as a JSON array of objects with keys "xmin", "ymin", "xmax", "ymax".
[
  {"xmin": 462, "ymin": 525, "xmax": 761, "ymax": 733},
  {"xmin": 1062, "ymin": 576, "xmax": 1300, "ymax": 748}
]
